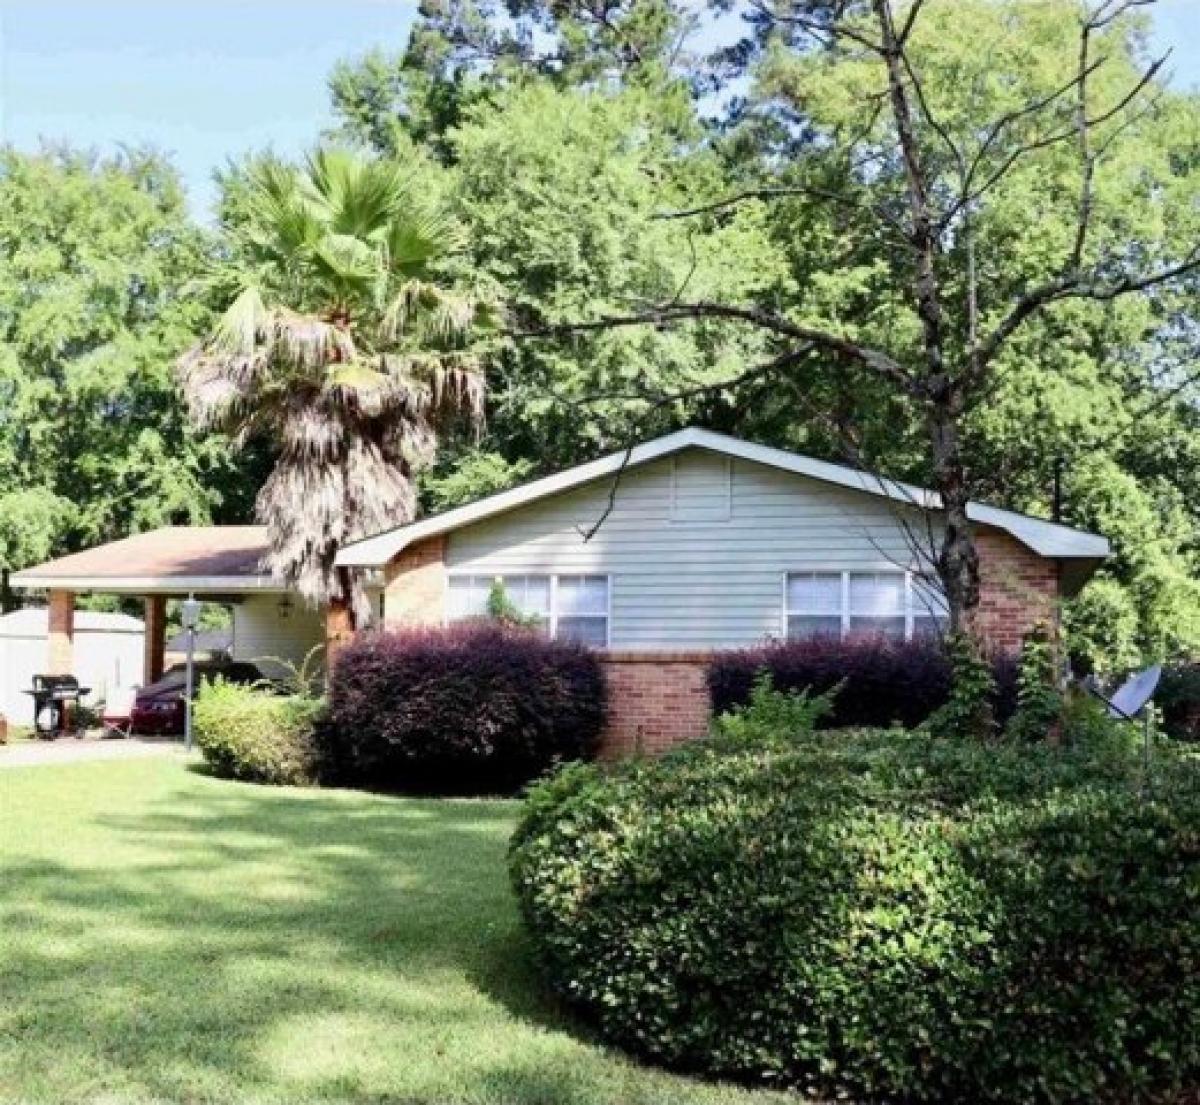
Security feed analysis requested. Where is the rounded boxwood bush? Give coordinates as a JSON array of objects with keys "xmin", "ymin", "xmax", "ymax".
[
  {"xmin": 510, "ymin": 731, "xmax": 1200, "ymax": 1103},
  {"xmin": 320, "ymin": 624, "xmax": 606, "ymax": 794},
  {"xmin": 194, "ymin": 678, "xmax": 321, "ymax": 786}
]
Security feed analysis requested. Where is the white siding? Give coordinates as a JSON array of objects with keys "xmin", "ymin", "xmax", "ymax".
[
  {"xmin": 232, "ymin": 596, "xmax": 324, "ymax": 678},
  {"xmin": 446, "ymin": 448, "xmax": 940, "ymax": 650},
  {"xmin": 0, "ymin": 609, "xmax": 144, "ymax": 722}
]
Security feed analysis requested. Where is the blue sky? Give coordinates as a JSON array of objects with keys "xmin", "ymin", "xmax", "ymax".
[{"xmin": 2, "ymin": 0, "xmax": 1199, "ymax": 222}]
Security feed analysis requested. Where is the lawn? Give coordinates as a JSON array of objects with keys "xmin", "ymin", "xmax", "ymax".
[{"xmin": 0, "ymin": 756, "xmax": 793, "ymax": 1105}]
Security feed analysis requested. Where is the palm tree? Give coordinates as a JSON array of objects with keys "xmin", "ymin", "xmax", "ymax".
[{"xmin": 179, "ymin": 148, "xmax": 489, "ymax": 619}]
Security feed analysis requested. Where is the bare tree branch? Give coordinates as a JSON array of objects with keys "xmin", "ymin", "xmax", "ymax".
[{"xmin": 516, "ymin": 300, "xmax": 916, "ymax": 388}]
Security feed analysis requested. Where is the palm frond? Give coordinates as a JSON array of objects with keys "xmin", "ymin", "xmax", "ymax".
[
  {"xmin": 385, "ymin": 200, "xmax": 465, "ymax": 273},
  {"xmin": 268, "ymin": 308, "xmax": 357, "ymax": 372},
  {"xmin": 209, "ymin": 285, "xmax": 269, "ymax": 354},
  {"xmin": 382, "ymin": 280, "xmax": 478, "ymax": 344}
]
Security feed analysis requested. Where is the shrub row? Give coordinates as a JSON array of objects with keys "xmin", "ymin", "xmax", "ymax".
[
  {"xmin": 318, "ymin": 624, "xmax": 607, "ymax": 794},
  {"xmin": 510, "ymin": 726, "xmax": 1200, "ymax": 1104},
  {"xmin": 709, "ymin": 633, "xmax": 1018, "ymax": 729}
]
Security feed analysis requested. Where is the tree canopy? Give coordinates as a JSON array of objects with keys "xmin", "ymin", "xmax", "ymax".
[{"xmin": 0, "ymin": 147, "xmax": 251, "ymax": 567}]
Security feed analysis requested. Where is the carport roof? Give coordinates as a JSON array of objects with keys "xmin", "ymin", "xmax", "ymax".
[{"xmin": 11, "ymin": 526, "xmax": 279, "ymax": 594}]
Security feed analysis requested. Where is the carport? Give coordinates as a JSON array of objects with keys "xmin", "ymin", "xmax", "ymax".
[{"xmin": 11, "ymin": 527, "xmax": 325, "ymax": 684}]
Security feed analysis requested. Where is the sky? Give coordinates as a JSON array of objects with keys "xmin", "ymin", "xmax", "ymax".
[{"xmin": 1, "ymin": 0, "xmax": 1199, "ymax": 222}]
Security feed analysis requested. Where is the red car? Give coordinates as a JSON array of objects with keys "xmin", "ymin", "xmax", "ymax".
[{"xmin": 131, "ymin": 661, "xmax": 265, "ymax": 735}]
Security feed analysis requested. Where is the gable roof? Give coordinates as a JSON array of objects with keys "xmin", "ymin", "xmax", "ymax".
[{"xmin": 336, "ymin": 428, "xmax": 1110, "ymax": 568}]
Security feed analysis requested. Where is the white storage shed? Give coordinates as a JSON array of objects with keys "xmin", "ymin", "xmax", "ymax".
[{"xmin": 0, "ymin": 607, "xmax": 144, "ymax": 724}]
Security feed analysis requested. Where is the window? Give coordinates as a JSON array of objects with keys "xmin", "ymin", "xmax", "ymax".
[
  {"xmin": 785, "ymin": 570, "xmax": 948, "ymax": 641},
  {"xmin": 447, "ymin": 574, "xmax": 610, "ymax": 646}
]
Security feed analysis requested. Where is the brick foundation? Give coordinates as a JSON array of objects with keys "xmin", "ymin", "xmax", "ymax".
[
  {"xmin": 383, "ymin": 536, "xmax": 446, "ymax": 629},
  {"xmin": 974, "ymin": 528, "xmax": 1060, "ymax": 653},
  {"xmin": 597, "ymin": 651, "xmax": 713, "ymax": 758}
]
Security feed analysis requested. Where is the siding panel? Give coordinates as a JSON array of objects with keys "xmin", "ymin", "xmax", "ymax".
[
  {"xmin": 445, "ymin": 448, "xmax": 939, "ymax": 650},
  {"xmin": 232, "ymin": 596, "xmax": 325, "ymax": 677}
]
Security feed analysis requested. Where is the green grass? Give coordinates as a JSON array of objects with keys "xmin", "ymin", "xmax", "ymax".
[{"xmin": 0, "ymin": 758, "xmax": 793, "ymax": 1105}]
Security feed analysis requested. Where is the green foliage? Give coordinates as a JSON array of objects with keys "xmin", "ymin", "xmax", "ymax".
[
  {"xmin": 926, "ymin": 633, "xmax": 997, "ymax": 740},
  {"xmin": 421, "ymin": 449, "xmax": 534, "ymax": 513},
  {"xmin": 511, "ymin": 731, "xmax": 1200, "ymax": 1103},
  {"xmin": 1005, "ymin": 625, "xmax": 1064, "ymax": 743},
  {"xmin": 193, "ymin": 678, "xmax": 323, "ymax": 786},
  {"xmin": 0, "ymin": 147, "xmax": 242, "ymax": 553},
  {"xmin": 710, "ymin": 671, "xmax": 838, "ymax": 746},
  {"xmin": 1156, "ymin": 663, "xmax": 1200, "ymax": 742},
  {"xmin": 0, "ymin": 490, "xmax": 67, "ymax": 573},
  {"xmin": 443, "ymin": 82, "xmax": 783, "ymax": 469},
  {"xmin": 484, "ymin": 579, "xmax": 541, "ymax": 630}
]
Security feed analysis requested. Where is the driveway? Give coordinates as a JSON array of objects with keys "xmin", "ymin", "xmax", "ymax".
[{"xmin": 0, "ymin": 736, "xmax": 185, "ymax": 769}]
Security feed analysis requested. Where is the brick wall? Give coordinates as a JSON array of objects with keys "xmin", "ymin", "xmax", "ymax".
[
  {"xmin": 382, "ymin": 536, "xmax": 447, "ymax": 629},
  {"xmin": 974, "ymin": 528, "xmax": 1060, "ymax": 653},
  {"xmin": 597, "ymin": 651, "xmax": 713, "ymax": 758},
  {"xmin": 47, "ymin": 588, "xmax": 74, "ymax": 675}
]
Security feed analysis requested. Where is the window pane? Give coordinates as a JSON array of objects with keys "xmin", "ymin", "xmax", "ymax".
[
  {"xmin": 849, "ymin": 616, "xmax": 906, "ymax": 640},
  {"xmin": 787, "ymin": 572, "xmax": 841, "ymax": 614},
  {"xmin": 557, "ymin": 616, "xmax": 607, "ymax": 646},
  {"xmin": 912, "ymin": 575, "xmax": 950, "ymax": 619},
  {"xmin": 511, "ymin": 575, "xmax": 551, "ymax": 618},
  {"xmin": 557, "ymin": 575, "xmax": 608, "ymax": 615},
  {"xmin": 913, "ymin": 615, "xmax": 948, "ymax": 641},
  {"xmin": 447, "ymin": 576, "xmax": 489, "ymax": 620},
  {"xmin": 848, "ymin": 573, "xmax": 904, "ymax": 616},
  {"xmin": 787, "ymin": 615, "xmax": 843, "ymax": 639}
]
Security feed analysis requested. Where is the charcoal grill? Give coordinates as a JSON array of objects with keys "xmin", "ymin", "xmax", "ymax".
[{"xmin": 25, "ymin": 674, "xmax": 92, "ymax": 737}]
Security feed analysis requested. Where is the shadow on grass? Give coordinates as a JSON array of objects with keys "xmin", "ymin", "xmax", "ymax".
[{"xmin": 1, "ymin": 765, "xmax": 738, "ymax": 1105}]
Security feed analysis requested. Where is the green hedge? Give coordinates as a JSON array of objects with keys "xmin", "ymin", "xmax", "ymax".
[
  {"xmin": 194, "ymin": 678, "xmax": 322, "ymax": 786},
  {"xmin": 510, "ymin": 731, "xmax": 1200, "ymax": 1103}
]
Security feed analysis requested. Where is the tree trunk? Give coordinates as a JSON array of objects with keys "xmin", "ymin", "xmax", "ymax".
[{"xmin": 927, "ymin": 397, "xmax": 980, "ymax": 637}]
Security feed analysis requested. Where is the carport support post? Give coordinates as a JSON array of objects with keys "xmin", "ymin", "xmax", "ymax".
[
  {"xmin": 143, "ymin": 595, "xmax": 166, "ymax": 685},
  {"xmin": 47, "ymin": 589, "xmax": 75, "ymax": 675},
  {"xmin": 325, "ymin": 595, "xmax": 355, "ymax": 680}
]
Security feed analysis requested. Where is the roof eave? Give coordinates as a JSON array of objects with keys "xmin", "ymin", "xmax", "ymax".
[{"xmin": 10, "ymin": 573, "xmax": 285, "ymax": 594}]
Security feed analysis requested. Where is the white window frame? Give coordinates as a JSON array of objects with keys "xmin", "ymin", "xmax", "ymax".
[
  {"xmin": 445, "ymin": 572, "xmax": 612, "ymax": 647},
  {"xmin": 781, "ymin": 569, "xmax": 947, "ymax": 642}
]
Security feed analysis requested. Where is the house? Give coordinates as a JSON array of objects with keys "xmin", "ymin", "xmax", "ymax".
[{"xmin": 12, "ymin": 428, "xmax": 1109, "ymax": 751}]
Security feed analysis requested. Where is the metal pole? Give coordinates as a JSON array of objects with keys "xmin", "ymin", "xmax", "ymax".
[{"xmin": 184, "ymin": 597, "xmax": 196, "ymax": 752}]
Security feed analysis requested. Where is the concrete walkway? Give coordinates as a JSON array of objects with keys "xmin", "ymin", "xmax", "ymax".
[{"xmin": 0, "ymin": 736, "xmax": 186, "ymax": 769}]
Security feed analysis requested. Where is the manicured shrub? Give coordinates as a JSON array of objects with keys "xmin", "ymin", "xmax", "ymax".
[
  {"xmin": 320, "ymin": 624, "xmax": 606, "ymax": 794},
  {"xmin": 709, "ymin": 633, "xmax": 1017, "ymax": 729},
  {"xmin": 193, "ymin": 678, "xmax": 321, "ymax": 786},
  {"xmin": 511, "ymin": 729, "xmax": 1200, "ymax": 1104}
]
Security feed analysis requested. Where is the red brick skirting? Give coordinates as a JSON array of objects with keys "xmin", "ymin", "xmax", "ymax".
[{"xmin": 597, "ymin": 650, "xmax": 713, "ymax": 759}]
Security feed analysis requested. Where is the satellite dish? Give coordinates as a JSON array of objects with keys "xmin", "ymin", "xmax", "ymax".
[{"xmin": 1106, "ymin": 664, "xmax": 1162, "ymax": 720}]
